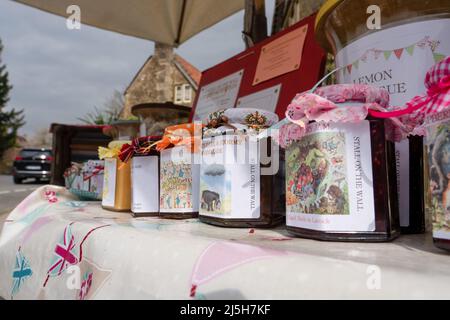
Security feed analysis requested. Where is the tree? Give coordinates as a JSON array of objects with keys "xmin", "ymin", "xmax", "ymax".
[
  {"xmin": 0, "ymin": 38, "xmax": 25, "ymax": 158},
  {"xmin": 78, "ymin": 89, "xmax": 133, "ymax": 125}
]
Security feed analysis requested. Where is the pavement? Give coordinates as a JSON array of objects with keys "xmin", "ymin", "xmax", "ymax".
[{"xmin": 0, "ymin": 175, "xmax": 45, "ymax": 230}]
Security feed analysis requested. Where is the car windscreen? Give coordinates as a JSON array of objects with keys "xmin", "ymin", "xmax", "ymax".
[{"xmin": 20, "ymin": 150, "xmax": 52, "ymax": 158}]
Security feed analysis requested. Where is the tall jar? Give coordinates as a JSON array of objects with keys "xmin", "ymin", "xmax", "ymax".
[
  {"xmin": 315, "ymin": 0, "xmax": 450, "ymax": 233},
  {"xmin": 199, "ymin": 109, "xmax": 285, "ymax": 228},
  {"xmin": 280, "ymin": 85, "xmax": 400, "ymax": 241},
  {"xmin": 99, "ymin": 141, "xmax": 132, "ymax": 212},
  {"xmin": 158, "ymin": 124, "xmax": 203, "ymax": 219}
]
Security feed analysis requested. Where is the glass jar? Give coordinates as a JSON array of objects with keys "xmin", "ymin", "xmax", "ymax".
[
  {"xmin": 199, "ymin": 127, "xmax": 285, "ymax": 228},
  {"xmin": 315, "ymin": 0, "xmax": 450, "ymax": 233},
  {"xmin": 159, "ymin": 145, "xmax": 200, "ymax": 219},
  {"xmin": 102, "ymin": 155, "xmax": 131, "ymax": 212},
  {"xmin": 282, "ymin": 85, "xmax": 400, "ymax": 241}
]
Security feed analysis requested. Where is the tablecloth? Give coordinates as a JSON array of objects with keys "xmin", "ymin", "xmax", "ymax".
[{"xmin": 0, "ymin": 185, "xmax": 449, "ymax": 300}]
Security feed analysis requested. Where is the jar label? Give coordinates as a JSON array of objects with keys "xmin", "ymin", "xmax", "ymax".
[
  {"xmin": 102, "ymin": 158, "xmax": 117, "ymax": 208},
  {"xmin": 160, "ymin": 146, "xmax": 200, "ymax": 213},
  {"xmin": 424, "ymin": 110, "xmax": 450, "ymax": 240},
  {"xmin": 200, "ymin": 134, "xmax": 261, "ymax": 219},
  {"xmin": 336, "ymin": 19, "xmax": 450, "ymax": 225},
  {"xmin": 131, "ymin": 156, "xmax": 159, "ymax": 213},
  {"xmin": 286, "ymin": 121, "xmax": 375, "ymax": 232}
]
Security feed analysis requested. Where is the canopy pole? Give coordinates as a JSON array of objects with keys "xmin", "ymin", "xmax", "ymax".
[
  {"xmin": 243, "ymin": 0, "xmax": 268, "ymax": 48},
  {"xmin": 174, "ymin": 0, "xmax": 188, "ymax": 47}
]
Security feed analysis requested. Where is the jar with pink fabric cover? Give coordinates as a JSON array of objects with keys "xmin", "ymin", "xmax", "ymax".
[{"xmin": 279, "ymin": 84, "xmax": 400, "ymax": 242}]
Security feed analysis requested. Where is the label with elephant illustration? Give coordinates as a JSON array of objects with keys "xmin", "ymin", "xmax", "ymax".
[
  {"xmin": 200, "ymin": 134, "xmax": 261, "ymax": 219},
  {"xmin": 424, "ymin": 110, "xmax": 450, "ymax": 240},
  {"xmin": 160, "ymin": 146, "xmax": 200, "ymax": 213},
  {"xmin": 286, "ymin": 121, "xmax": 375, "ymax": 232}
]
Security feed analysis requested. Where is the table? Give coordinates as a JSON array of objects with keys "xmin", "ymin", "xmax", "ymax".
[{"xmin": 0, "ymin": 185, "xmax": 449, "ymax": 300}]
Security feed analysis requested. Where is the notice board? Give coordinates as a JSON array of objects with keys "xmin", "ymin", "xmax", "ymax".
[{"xmin": 190, "ymin": 14, "xmax": 326, "ymax": 122}]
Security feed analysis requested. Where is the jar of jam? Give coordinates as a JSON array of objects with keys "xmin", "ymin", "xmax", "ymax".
[
  {"xmin": 100, "ymin": 140, "xmax": 132, "ymax": 212},
  {"xmin": 157, "ymin": 124, "xmax": 202, "ymax": 219},
  {"xmin": 280, "ymin": 85, "xmax": 400, "ymax": 241},
  {"xmin": 119, "ymin": 136, "xmax": 161, "ymax": 217},
  {"xmin": 199, "ymin": 109, "xmax": 285, "ymax": 228}
]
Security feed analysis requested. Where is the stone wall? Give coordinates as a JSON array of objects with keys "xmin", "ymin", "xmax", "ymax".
[{"xmin": 122, "ymin": 43, "xmax": 196, "ymax": 118}]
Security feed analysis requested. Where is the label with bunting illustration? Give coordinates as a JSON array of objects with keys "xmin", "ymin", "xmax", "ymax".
[{"xmin": 336, "ymin": 19, "xmax": 450, "ymax": 228}]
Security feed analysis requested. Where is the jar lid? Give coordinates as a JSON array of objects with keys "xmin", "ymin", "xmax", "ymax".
[
  {"xmin": 224, "ymin": 108, "xmax": 279, "ymax": 127},
  {"xmin": 315, "ymin": 0, "xmax": 343, "ymax": 52}
]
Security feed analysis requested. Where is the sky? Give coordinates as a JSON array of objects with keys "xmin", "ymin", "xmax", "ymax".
[{"xmin": 0, "ymin": 0, "xmax": 275, "ymax": 136}]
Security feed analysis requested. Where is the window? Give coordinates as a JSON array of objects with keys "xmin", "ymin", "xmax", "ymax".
[
  {"xmin": 183, "ymin": 84, "xmax": 192, "ymax": 103},
  {"xmin": 174, "ymin": 84, "xmax": 192, "ymax": 104},
  {"xmin": 175, "ymin": 85, "xmax": 183, "ymax": 103}
]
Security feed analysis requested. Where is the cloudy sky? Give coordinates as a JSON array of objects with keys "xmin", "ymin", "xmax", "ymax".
[{"xmin": 0, "ymin": 0, "xmax": 275, "ymax": 136}]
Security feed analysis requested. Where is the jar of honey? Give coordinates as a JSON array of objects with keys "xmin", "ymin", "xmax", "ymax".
[
  {"xmin": 99, "ymin": 141, "xmax": 132, "ymax": 212},
  {"xmin": 280, "ymin": 84, "xmax": 400, "ymax": 241},
  {"xmin": 199, "ymin": 109, "xmax": 285, "ymax": 228}
]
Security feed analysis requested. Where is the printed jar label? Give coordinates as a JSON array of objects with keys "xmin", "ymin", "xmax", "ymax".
[
  {"xmin": 336, "ymin": 19, "xmax": 450, "ymax": 226},
  {"xmin": 102, "ymin": 158, "xmax": 117, "ymax": 207},
  {"xmin": 160, "ymin": 146, "xmax": 200, "ymax": 213},
  {"xmin": 200, "ymin": 134, "xmax": 261, "ymax": 219},
  {"xmin": 131, "ymin": 156, "xmax": 159, "ymax": 213},
  {"xmin": 424, "ymin": 110, "xmax": 450, "ymax": 240},
  {"xmin": 286, "ymin": 121, "xmax": 375, "ymax": 232}
]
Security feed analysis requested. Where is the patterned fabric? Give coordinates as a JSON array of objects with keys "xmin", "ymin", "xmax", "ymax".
[
  {"xmin": 279, "ymin": 84, "xmax": 397, "ymax": 148},
  {"xmin": 403, "ymin": 55, "xmax": 450, "ymax": 135},
  {"xmin": 1, "ymin": 185, "xmax": 450, "ymax": 299}
]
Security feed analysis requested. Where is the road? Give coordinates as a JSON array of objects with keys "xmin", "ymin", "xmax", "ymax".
[{"xmin": 0, "ymin": 175, "xmax": 44, "ymax": 229}]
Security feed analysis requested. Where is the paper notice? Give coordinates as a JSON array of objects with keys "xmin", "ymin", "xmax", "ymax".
[
  {"xmin": 253, "ymin": 24, "xmax": 308, "ymax": 85},
  {"xmin": 236, "ymin": 84, "xmax": 281, "ymax": 112}
]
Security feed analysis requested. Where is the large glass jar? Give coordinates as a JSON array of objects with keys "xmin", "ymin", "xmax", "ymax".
[{"xmin": 315, "ymin": 0, "xmax": 450, "ymax": 233}]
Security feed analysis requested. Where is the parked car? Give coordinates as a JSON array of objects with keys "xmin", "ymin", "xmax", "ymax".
[{"xmin": 12, "ymin": 148, "xmax": 52, "ymax": 184}]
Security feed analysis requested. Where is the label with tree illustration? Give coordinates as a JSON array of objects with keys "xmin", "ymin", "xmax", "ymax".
[
  {"xmin": 200, "ymin": 134, "xmax": 260, "ymax": 219},
  {"xmin": 102, "ymin": 158, "xmax": 117, "ymax": 207},
  {"xmin": 424, "ymin": 110, "xmax": 450, "ymax": 240},
  {"xmin": 286, "ymin": 121, "xmax": 375, "ymax": 232},
  {"xmin": 336, "ymin": 19, "xmax": 450, "ymax": 228},
  {"xmin": 160, "ymin": 146, "xmax": 200, "ymax": 213}
]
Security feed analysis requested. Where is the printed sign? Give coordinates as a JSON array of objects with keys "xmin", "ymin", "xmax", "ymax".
[
  {"xmin": 286, "ymin": 121, "xmax": 375, "ymax": 232},
  {"xmin": 253, "ymin": 24, "xmax": 308, "ymax": 85},
  {"xmin": 160, "ymin": 146, "xmax": 200, "ymax": 213},
  {"xmin": 236, "ymin": 84, "xmax": 281, "ymax": 112},
  {"xmin": 131, "ymin": 156, "xmax": 159, "ymax": 213},
  {"xmin": 193, "ymin": 70, "xmax": 244, "ymax": 121},
  {"xmin": 200, "ymin": 134, "xmax": 260, "ymax": 219},
  {"xmin": 102, "ymin": 158, "xmax": 117, "ymax": 208}
]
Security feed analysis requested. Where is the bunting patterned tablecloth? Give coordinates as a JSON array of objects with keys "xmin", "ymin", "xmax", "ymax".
[{"xmin": 0, "ymin": 185, "xmax": 449, "ymax": 300}]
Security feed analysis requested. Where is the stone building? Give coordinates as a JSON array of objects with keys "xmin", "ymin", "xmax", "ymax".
[{"xmin": 122, "ymin": 42, "xmax": 201, "ymax": 118}]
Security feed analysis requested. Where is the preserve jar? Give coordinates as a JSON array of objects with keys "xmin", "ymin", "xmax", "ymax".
[
  {"xmin": 119, "ymin": 136, "xmax": 161, "ymax": 217},
  {"xmin": 315, "ymin": 0, "xmax": 450, "ymax": 233},
  {"xmin": 280, "ymin": 84, "xmax": 400, "ymax": 241},
  {"xmin": 406, "ymin": 56, "xmax": 450, "ymax": 251},
  {"xmin": 199, "ymin": 108, "xmax": 285, "ymax": 228},
  {"xmin": 156, "ymin": 124, "xmax": 203, "ymax": 219},
  {"xmin": 99, "ymin": 140, "xmax": 132, "ymax": 212}
]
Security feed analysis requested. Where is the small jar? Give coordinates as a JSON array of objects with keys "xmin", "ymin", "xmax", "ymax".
[
  {"xmin": 101, "ymin": 141, "xmax": 132, "ymax": 212},
  {"xmin": 199, "ymin": 109, "xmax": 285, "ymax": 228},
  {"xmin": 281, "ymin": 85, "xmax": 400, "ymax": 241},
  {"xmin": 121, "ymin": 136, "xmax": 161, "ymax": 217}
]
